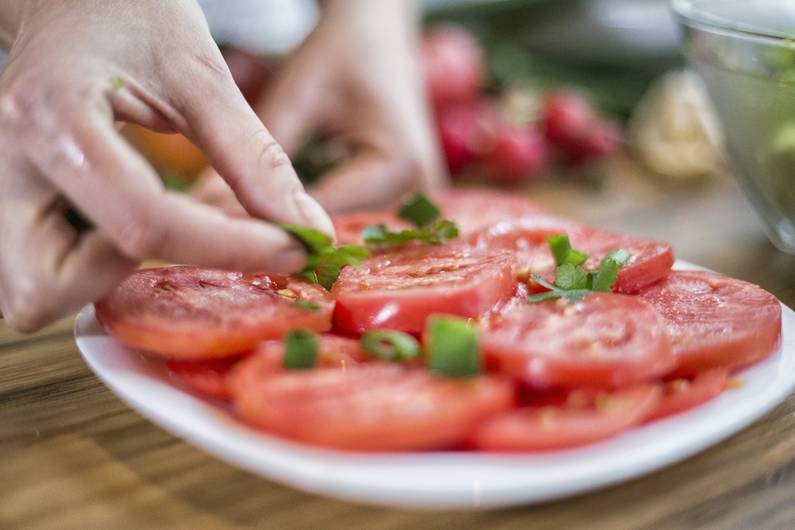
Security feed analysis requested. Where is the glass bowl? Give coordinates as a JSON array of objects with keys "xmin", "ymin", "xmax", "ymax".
[{"xmin": 673, "ymin": 0, "xmax": 795, "ymax": 253}]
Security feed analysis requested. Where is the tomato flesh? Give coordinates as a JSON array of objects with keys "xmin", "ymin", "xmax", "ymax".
[
  {"xmin": 231, "ymin": 337, "xmax": 515, "ymax": 451},
  {"xmin": 472, "ymin": 384, "xmax": 660, "ymax": 451},
  {"xmin": 469, "ymin": 221, "xmax": 672, "ymax": 293},
  {"xmin": 332, "ymin": 211, "xmax": 411, "ymax": 246},
  {"xmin": 332, "ymin": 245, "xmax": 516, "ymax": 334},
  {"xmin": 166, "ymin": 357, "xmax": 243, "ymax": 400},
  {"xmin": 646, "ymin": 369, "xmax": 729, "ymax": 421},
  {"xmin": 431, "ymin": 188, "xmax": 546, "ymax": 236},
  {"xmin": 481, "ymin": 294, "xmax": 675, "ymax": 388},
  {"xmin": 95, "ymin": 266, "xmax": 334, "ymax": 359},
  {"xmin": 638, "ymin": 271, "xmax": 781, "ymax": 376}
]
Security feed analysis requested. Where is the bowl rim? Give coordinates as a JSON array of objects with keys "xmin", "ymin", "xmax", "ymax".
[{"xmin": 672, "ymin": 0, "xmax": 795, "ymax": 42}]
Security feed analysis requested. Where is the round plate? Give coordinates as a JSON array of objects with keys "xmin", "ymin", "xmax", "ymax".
[{"xmin": 75, "ymin": 262, "xmax": 795, "ymax": 510}]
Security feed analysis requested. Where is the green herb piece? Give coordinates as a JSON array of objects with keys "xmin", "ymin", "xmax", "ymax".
[
  {"xmin": 291, "ymin": 300, "xmax": 320, "ymax": 312},
  {"xmin": 111, "ymin": 75, "xmax": 126, "ymax": 89},
  {"xmin": 426, "ymin": 316, "xmax": 480, "ymax": 378},
  {"xmin": 283, "ymin": 329, "xmax": 318, "ymax": 370},
  {"xmin": 360, "ymin": 330, "xmax": 421, "ymax": 362},
  {"xmin": 280, "ymin": 224, "xmax": 333, "ymax": 254},
  {"xmin": 554, "ymin": 263, "xmax": 589, "ymax": 290},
  {"xmin": 606, "ymin": 248, "xmax": 631, "ymax": 266},
  {"xmin": 548, "ymin": 235, "xmax": 572, "ymax": 266},
  {"xmin": 363, "ymin": 219, "xmax": 459, "ymax": 248},
  {"xmin": 526, "ymin": 290, "xmax": 562, "ymax": 303},
  {"xmin": 281, "ymin": 224, "xmax": 369, "ymax": 289},
  {"xmin": 568, "ymin": 249, "xmax": 589, "ymax": 267},
  {"xmin": 591, "ymin": 249, "xmax": 631, "ymax": 292},
  {"xmin": 398, "ymin": 193, "xmax": 440, "ymax": 228}
]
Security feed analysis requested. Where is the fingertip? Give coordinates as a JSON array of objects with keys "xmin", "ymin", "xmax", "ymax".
[{"xmin": 292, "ymin": 191, "xmax": 336, "ymax": 241}]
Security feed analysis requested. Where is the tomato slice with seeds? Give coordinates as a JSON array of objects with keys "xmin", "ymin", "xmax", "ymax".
[
  {"xmin": 431, "ymin": 188, "xmax": 546, "ymax": 236},
  {"xmin": 332, "ymin": 211, "xmax": 412, "ymax": 246},
  {"xmin": 95, "ymin": 266, "xmax": 334, "ymax": 360},
  {"xmin": 231, "ymin": 341, "xmax": 515, "ymax": 451},
  {"xmin": 469, "ymin": 221, "xmax": 673, "ymax": 293},
  {"xmin": 472, "ymin": 384, "xmax": 660, "ymax": 451},
  {"xmin": 331, "ymin": 245, "xmax": 516, "ymax": 334},
  {"xmin": 481, "ymin": 294, "xmax": 675, "ymax": 388},
  {"xmin": 638, "ymin": 271, "xmax": 781, "ymax": 377},
  {"xmin": 166, "ymin": 357, "xmax": 244, "ymax": 400},
  {"xmin": 645, "ymin": 369, "xmax": 729, "ymax": 421}
]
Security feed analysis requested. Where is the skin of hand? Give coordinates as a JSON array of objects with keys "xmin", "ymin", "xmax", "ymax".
[
  {"xmin": 0, "ymin": 0, "xmax": 334, "ymax": 332},
  {"xmin": 192, "ymin": 0, "xmax": 448, "ymax": 215}
]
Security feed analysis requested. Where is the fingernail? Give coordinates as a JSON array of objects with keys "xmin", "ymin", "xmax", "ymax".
[
  {"xmin": 273, "ymin": 247, "xmax": 307, "ymax": 274},
  {"xmin": 292, "ymin": 191, "xmax": 336, "ymax": 241}
]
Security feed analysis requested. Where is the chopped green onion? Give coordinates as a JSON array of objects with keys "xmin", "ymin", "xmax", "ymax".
[
  {"xmin": 426, "ymin": 316, "xmax": 480, "ymax": 378},
  {"xmin": 291, "ymin": 300, "xmax": 320, "ymax": 312},
  {"xmin": 283, "ymin": 329, "xmax": 318, "ymax": 370},
  {"xmin": 398, "ymin": 193, "xmax": 440, "ymax": 228},
  {"xmin": 548, "ymin": 235, "xmax": 572, "ymax": 266},
  {"xmin": 568, "ymin": 249, "xmax": 589, "ymax": 267},
  {"xmin": 360, "ymin": 330, "xmax": 421, "ymax": 362}
]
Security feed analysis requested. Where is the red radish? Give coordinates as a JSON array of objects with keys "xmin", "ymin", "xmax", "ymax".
[
  {"xmin": 542, "ymin": 90, "xmax": 595, "ymax": 152},
  {"xmin": 485, "ymin": 126, "xmax": 546, "ymax": 184},
  {"xmin": 572, "ymin": 120, "xmax": 622, "ymax": 164},
  {"xmin": 423, "ymin": 25, "xmax": 486, "ymax": 107},
  {"xmin": 437, "ymin": 100, "xmax": 498, "ymax": 174}
]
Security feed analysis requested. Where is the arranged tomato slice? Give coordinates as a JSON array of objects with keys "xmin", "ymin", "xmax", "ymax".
[
  {"xmin": 95, "ymin": 266, "xmax": 334, "ymax": 360},
  {"xmin": 638, "ymin": 271, "xmax": 781, "ymax": 376},
  {"xmin": 431, "ymin": 188, "xmax": 546, "ymax": 236},
  {"xmin": 469, "ymin": 221, "xmax": 672, "ymax": 293},
  {"xmin": 232, "ymin": 354, "xmax": 515, "ymax": 451},
  {"xmin": 166, "ymin": 357, "xmax": 244, "ymax": 400},
  {"xmin": 481, "ymin": 294, "xmax": 675, "ymax": 388},
  {"xmin": 472, "ymin": 384, "xmax": 660, "ymax": 451},
  {"xmin": 645, "ymin": 369, "xmax": 729, "ymax": 422},
  {"xmin": 332, "ymin": 211, "xmax": 411, "ymax": 246},
  {"xmin": 574, "ymin": 227, "xmax": 674, "ymax": 294},
  {"xmin": 332, "ymin": 245, "xmax": 516, "ymax": 334},
  {"xmin": 467, "ymin": 216, "xmax": 582, "ymax": 280}
]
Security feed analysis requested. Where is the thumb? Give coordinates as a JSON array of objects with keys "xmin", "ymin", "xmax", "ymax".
[{"xmin": 171, "ymin": 53, "xmax": 335, "ymax": 238}]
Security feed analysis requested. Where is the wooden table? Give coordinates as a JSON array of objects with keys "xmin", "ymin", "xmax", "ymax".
[{"xmin": 3, "ymin": 161, "xmax": 795, "ymax": 530}]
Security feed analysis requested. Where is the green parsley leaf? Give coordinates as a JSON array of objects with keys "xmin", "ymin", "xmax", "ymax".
[
  {"xmin": 280, "ymin": 224, "xmax": 333, "ymax": 254},
  {"xmin": 606, "ymin": 248, "xmax": 631, "ymax": 266},
  {"xmin": 360, "ymin": 330, "xmax": 421, "ymax": 362},
  {"xmin": 526, "ymin": 291, "xmax": 562, "ymax": 303},
  {"xmin": 291, "ymin": 300, "xmax": 320, "ymax": 312},
  {"xmin": 426, "ymin": 316, "xmax": 480, "ymax": 378},
  {"xmin": 283, "ymin": 329, "xmax": 318, "ymax": 370},
  {"xmin": 363, "ymin": 219, "xmax": 459, "ymax": 249},
  {"xmin": 555, "ymin": 263, "xmax": 589, "ymax": 290},
  {"xmin": 398, "ymin": 193, "xmax": 440, "ymax": 228}
]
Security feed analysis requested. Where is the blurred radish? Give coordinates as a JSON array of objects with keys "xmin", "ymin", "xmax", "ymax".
[
  {"xmin": 437, "ymin": 100, "xmax": 498, "ymax": 174},
  {"xmin": 485, "ymin": 126, "xmax": 547, "ymax": 184},
  {"xmin": 542, "ymin": 90, "xmax": 595, "ymax": 152},
  {"xmin": 571, "ymin": 121, "xmax": 622, "ymax": 164},
  {"xmin": 423, "ymin": 25, "xmax": 486, "ymax": 108}
]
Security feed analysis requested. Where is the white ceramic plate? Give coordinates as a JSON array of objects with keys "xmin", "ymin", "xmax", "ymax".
[{"xmin": 75, "ymin": 262, "xmax": 795, "ymax": 510}]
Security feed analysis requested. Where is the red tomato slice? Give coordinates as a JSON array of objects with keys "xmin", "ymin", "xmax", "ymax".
[
  {"xmin": 95, "ymin": 266, "xmax": 334, "ymax": 360},
  {"xmin": 574, "ymin": 227, "xmax": 674, "ymax": 294},
  {"xmin": 481, "ymin": 294, "xmax": 675, "ymax": 388},
  {"xmin": 645, "ymin": 369, "xmax": 729, "ymax": 421},
  {"xmin": 331, "ymin": 245, "xmax": 517, "ymax": 334},
  {"xmin": 638, "ymin": 271, "xmax": 782, "ymax": 376},
  {"xmin": 332, "ymin": 211, "xmax": 411, "ymax": 246},
  {"xmin": 431, "ymin": 188, "xmax": 546, "ymax": 236},
  {"xmin": 166, "ymin": 357, "xmax": 243, "ymax": 400},
  {"xmin": 232, "ymin": 355, "xmax": 515, "ymax": 451},
  {"xmin": 469, "ymin": 221, "xmax": 672, "ymax": 293},
  {"xmin": 472, "ymin": 384, "xmax": 660, "ymax": 451}
]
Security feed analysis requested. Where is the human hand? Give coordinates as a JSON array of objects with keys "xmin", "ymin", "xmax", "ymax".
[
  {"xmin": 194, "ymin": 0, "xmax": 447, "ymax": 214},
  {"xmin": 0, "ymin": 0, "xmax": 333, "ymax": 332}
]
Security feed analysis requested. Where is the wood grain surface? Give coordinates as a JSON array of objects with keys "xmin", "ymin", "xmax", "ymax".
[{"xmin": 3, "ymin": 160, "xmax": 795, "ymax": 530}]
